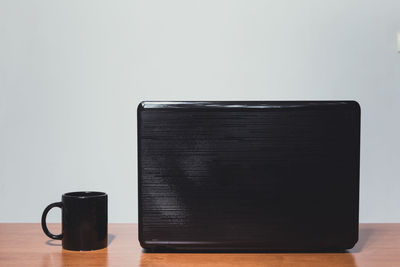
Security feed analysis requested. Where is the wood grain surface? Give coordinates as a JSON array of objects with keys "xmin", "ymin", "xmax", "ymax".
[{"xmin": 0, "ymin": 223, "xmax": 399, "ymax": 266}]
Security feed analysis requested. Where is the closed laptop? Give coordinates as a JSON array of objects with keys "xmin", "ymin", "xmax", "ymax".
[{"xmin": 138, "ymin": 101, "xmax": 360, "ymax": 251}]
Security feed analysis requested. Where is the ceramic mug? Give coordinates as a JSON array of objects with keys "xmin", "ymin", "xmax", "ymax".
[{"xmin": 41, "ymin": 191, "xmax": 108, "ymax": 251}]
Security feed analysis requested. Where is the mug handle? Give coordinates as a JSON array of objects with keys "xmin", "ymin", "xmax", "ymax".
[{"xmin": 41, "ymin": 202, "xmax": 63, "ymax": 240}]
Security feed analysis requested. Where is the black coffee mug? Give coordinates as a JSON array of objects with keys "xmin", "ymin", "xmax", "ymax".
[{"xmin": 41, "ymin": 191, "xmax": 108, "ymax": 251}]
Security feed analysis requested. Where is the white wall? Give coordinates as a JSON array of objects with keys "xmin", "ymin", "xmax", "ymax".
[{"xmin": 0, "ymin": 0, "xmax": 399, "ymax": 223}]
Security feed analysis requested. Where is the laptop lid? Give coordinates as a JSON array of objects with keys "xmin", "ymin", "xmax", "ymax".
[{"xmin": 138, "ymin": 101, "xmax": 360, "ymax": 251}]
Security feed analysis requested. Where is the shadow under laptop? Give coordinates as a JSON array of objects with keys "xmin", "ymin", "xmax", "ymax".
[
  {"xmin": 142, "ymin": 247, "xmax": 352, "ymax": 253},
  {"xmin": 139, "ymin": 250, "xmax": 357, "ymax": 267},
  {"xmin": 139, "ymin": 228, "xmax": 373, "ymax": 266},
  {"xmin": 349, "ymin": 227, "xmax": 374, "ymax": 253}
]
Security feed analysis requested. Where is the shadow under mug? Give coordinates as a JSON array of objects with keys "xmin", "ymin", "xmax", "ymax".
[{"xmin": 41, "ymin": 191, "xmax": 108, "ymax": 251}]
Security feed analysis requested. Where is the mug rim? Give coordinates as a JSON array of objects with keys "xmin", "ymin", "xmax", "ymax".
[{"xmin": 63, "ymin": 191, "xmax": 107, "ymax": 199}]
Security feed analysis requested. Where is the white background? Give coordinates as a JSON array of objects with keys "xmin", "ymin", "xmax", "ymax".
[{"xmin": 1, "ymin": 0, "xmax": 399, "ymax": 223}]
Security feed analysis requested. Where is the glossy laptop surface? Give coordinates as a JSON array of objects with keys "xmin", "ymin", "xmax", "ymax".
[{"xmin": 138, "ymin": 101, "xmax": 360, "ymax": 251}]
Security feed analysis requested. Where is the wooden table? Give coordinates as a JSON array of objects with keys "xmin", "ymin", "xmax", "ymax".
[{"xmin": 0, "ymin": 223, "xmax": 399, "ymax": 266}]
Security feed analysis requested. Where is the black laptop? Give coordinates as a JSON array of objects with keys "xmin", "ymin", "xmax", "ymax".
[{"xmin": 138, "ymin": 101, "xmax": 360, "ymax": 251}]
